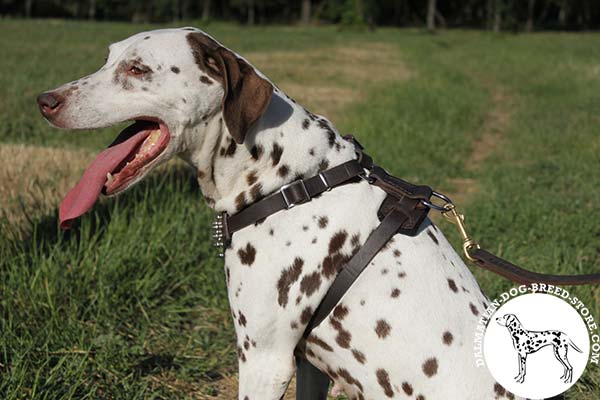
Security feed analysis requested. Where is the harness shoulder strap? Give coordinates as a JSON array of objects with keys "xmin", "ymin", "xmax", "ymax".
[{"xmin": 303, "ymin": 204, "xmax": 413, "ymax": 337}]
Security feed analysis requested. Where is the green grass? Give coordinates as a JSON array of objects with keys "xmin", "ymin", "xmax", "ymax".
[{"xmin": 1, "ymin": 19, "xmax": 599, "ymax": 398}]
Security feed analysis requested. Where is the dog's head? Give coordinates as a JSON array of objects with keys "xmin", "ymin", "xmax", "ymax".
[
  {"xmin": 496, "ymin": 313, "xmax": 519, "ymax": 328},
  {"xmin": 36, "ymin": 27, "xmax": 273, "ymax": 228}
]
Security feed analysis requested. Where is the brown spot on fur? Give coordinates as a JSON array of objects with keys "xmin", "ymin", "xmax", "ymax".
[
  {"xmin": 422, "ymin": 357, "xmax": 438, "ymax": 377},
  {"xmin": 300, "ymin": 271, "xmax": 322, "ymax": 297},
  {"xmin": 309, "ymin": 148, "xmax": 315, "ymax": 156},
  {"xmin": 318, "ymin": 216, "xmax": 328, "ymax": 229},
  {"xmin": 290, "ymin": 321, "xmax": 298, "ymax": 329},
  {"xmin": 470, "ymin": 302, "xmax": 479, "ymax": 316},
  {"xmin": 200, "ymin": 75, "xmax": 213, "ymax": 84},
  {"xmin": 322, "ymin": 252, "xmax": 350, "ymax": 279},
  {"xmin": 351, "ymin": 349, "xmax": 366, "ymax": 364},
  {"xmin": 307, "ymin": 334, "xmax": 333, "ymax": 351},
  {"xmin": 416, "ymin": 395, "xmax": 425, "ymax": 400},
  {"xmin": 443, "ymin": 331, "xmax": 453, "ymax": 345},
  {"xmin": 271, "ymin": 143, "xmax": 283, "ymax": 166},
  {"xmin": 250, "ymin": 183, "xmax": 263, "ymax": 201},
  {"xmin": 302, "ymin": 119, "xmax": 310, "ymax": 129},
  {"xmin": 238, "ymin": 243, "xmax": 256, "ymax": 266},
  {"xmin": 448, "ymin": 278, "xmax": 458, "ymax": 293},
  {"xmin": 402, "ymin": 382, "xmax": 413, "ymax": 395},
  {"xmin": 391, "ymin": 288, "xmax": 401, "ymax": 298},
  {"xmin": 375, "ymin": 319, "xmax": 391, "ymax": 338},
  {"xmin": 250, "ymin": 183, "xmax": 262, "ymax": 201},
  {"xmin": 237, "ymin": 347, "xmax": 246, "ymax": 362},
  {"xmin": 276, "ymin": 257, "xmax": 303, "ymax": 307},
  {"xmin": 427, "ymin": 229, "xmax": 439, "ymax": 245},
  {"xmin": 197, "ymin": 170, "xmax": 205, "ymax": 179},
  {"xmin": 375, "ymin": 369, "xmax": 394, "ymax": 397},
  {"xmin": 277, "ymin": 164, "xmax": 289, "ymax": 177},
  {"xmin": 329, "ymin": 318, "xmax": 352, "ymax": 348},
  {"xmin": 246, "ymin": 170, "xmax": 258, "ymax": 185},
  {"xmin": 333, "ymin": 304, "xmax": 349, "ymax": 320},
  {"xmin": 250, "ymin": 144, "xmax": 263, "ymax": 160},
  {"xmin": 235, "ymin": 192, "xmax": 246, "ymax": 211},
  {"xmin": 329, "ymin": 231, "xmax": 347, "ymax": 254},
  {"xmin": 318, "ymin": 159, "xmax": 329, "ymax": 171},
  {"xmin": 224, "ymin": 139, "xmax": 237, "ymax": 157},
  {"xmin": 238, "ymin": 312, "xmax": 247, "ymax": 327},
  {"xmin": 249, "ymin": 183, "xmax": 263, "ymax": 201},
  {"xmin": 300, "ymin": 306, "xmax": 313, "ymax": 324},
  {"xmin": 338, "ymin": 368, "xmax": 363, "ymax": 392},
  {"xmin": 393, "ymin": 249, "xmax": 401, "ymax": 258},
  {"xmin": 171, "ymin": 66, "xmax": 180, "ymax": 73}
]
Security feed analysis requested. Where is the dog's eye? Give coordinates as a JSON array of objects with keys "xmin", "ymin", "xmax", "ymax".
[{"xmin": 129, "ymin": 66, "xmax": 145, "ymax": 75}]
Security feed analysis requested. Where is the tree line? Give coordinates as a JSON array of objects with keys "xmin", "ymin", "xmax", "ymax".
[{"xmin": 2, "ymin": 1, "xmax": 599, "ymax": 31}]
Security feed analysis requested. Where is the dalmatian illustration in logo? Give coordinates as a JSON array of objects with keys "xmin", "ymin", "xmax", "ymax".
[{"xmin": 496, "ymin": 313, "xmax": 583, "ymax": 384}]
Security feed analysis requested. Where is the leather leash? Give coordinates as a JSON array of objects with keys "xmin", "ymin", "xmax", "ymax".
[{"xmin": 212, "ymin": 135, "xmax": 600, "ymax": 337}]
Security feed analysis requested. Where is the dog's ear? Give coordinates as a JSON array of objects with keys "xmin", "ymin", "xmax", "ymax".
[
  {"xmin": 217, "ymin": 47, "xmax": 273, "ymax": 144},
  {"xmin": 187, "ymin": 32, "xmax": 273, "ymax": 144}
]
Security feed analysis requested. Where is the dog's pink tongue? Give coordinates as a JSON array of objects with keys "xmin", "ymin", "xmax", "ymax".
[{"xmin": 59, "ymin": 131, "xmax": 149, "ymax": 230}]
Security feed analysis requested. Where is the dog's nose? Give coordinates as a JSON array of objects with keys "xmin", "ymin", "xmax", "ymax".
[{"xmin": 37, "ymin": 92, "xmax": 63, "ymax": 117}]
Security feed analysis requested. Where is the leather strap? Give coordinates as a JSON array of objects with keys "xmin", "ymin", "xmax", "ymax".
[
  {"xmin": 225, "ymin": 159, "xmax": 364, "ymax": 236},
  {"xmin": 303, "ymin": 205, "xmax": 412, "ymax": 336},
  {"xmin": 470, "ymin": 248, "xmax": 600, "ymax": 286}
]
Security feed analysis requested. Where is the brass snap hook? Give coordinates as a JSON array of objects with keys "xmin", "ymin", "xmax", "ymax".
[{"xmin": 441, "ymin": 203, "xmax": 480, "ymax": 262}]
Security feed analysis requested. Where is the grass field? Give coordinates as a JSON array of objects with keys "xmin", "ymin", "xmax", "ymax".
[{"xmin": 1, "ymin": 19, "xmax": 599, "ymax": 399}]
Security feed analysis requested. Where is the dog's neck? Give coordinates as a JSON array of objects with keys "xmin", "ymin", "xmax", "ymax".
[{"xmin": 184, "ymin": 89, "xmax": 357, "ymax": 213}]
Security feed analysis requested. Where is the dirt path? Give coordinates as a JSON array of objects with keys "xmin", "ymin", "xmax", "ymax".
[
  {"xmin": 0, "ymin": 143, "xmax": 93, "ymax": 234},
  {"xmin": 442, "ymin": 81, "xmax": 514, "ymax": 208}
]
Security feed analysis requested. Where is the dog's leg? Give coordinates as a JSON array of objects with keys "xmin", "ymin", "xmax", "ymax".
[
  {"xmin": 556, "ymin": 346, "xmax": 573, "ymax": 383},
  {"xmin": 553, "ymin": 346, "xmax": 569, "ymax": 380},
  {"xmin": 237, "ymin": 352, "xmax": 296, "ymax": 400},
  {"xmin": 516, "ymin": 353, "xmax": 527, "ymax": 383}
]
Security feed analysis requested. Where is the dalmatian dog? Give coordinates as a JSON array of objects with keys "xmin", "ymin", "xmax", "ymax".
[
  {"xmin": 37, "ymin": 27, "xmax": 522, "ymax": 399},
  {"xmin": 496, "ymin": 313, "xmax": 583, "ymax": 384}
]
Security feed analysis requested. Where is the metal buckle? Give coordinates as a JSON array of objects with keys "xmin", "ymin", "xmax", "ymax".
[
  {"xmin": 318, "ymin": 172, "xmax": 331, "ymax": 191},
  {"xmin": 280, "ymin": 180, "xmax": 310, "ymax": 209}
]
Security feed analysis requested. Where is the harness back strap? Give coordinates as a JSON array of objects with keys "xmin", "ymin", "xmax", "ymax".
[{"xmin": 304, "ymin": 205, "xmax": 412, "ymax": 336}]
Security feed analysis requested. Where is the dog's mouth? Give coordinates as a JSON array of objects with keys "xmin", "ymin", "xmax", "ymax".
[{"xmin": 59, "ymin": 119, "xmax": 170, "ymax": 229}]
